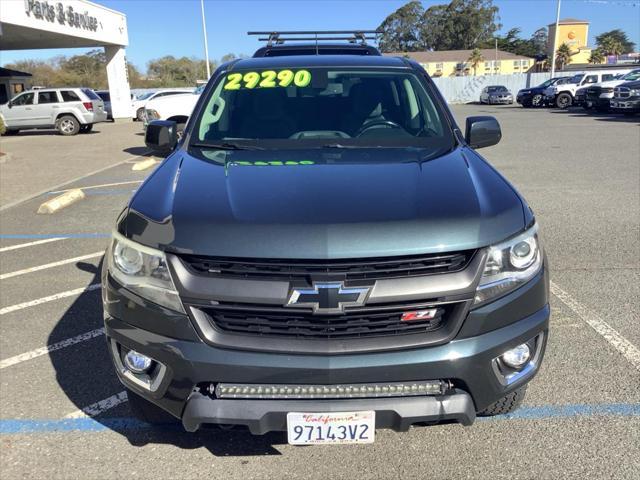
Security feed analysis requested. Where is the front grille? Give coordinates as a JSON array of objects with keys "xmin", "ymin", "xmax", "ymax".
[
  {"xmin": 198, "ymin": 303, "xmax": 455, "ymax": 339},
  {"xmin": 180, "ymin": 250, "xmax": 475, "ymax": 281},
  {"xmin": 614, "ymin": 87, "xmax": 630, "ymax": 98}
]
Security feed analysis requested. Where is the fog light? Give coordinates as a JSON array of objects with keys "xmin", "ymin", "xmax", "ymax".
[
  {"xmin": 501, "ymin": 344, "xmax": 531, "ymax": 369},
  {"xmin": 124, "ymin": 350, "xmax": 153, "ymax": 374}
]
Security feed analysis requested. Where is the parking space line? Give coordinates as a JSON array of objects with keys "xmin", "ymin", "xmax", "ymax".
[
  {"xmin": 0, "ymin": 284, "xmax": 101, "ymax": 316},
  {"xmin": 1, "ymin": 402, "xmax": 639, "ymax": 434},
  {"xmin": 49, "ymin": 180, "xmax": 143, "ymax": 195},
  {"xmin": 0, "ymin": 237, "xmax": 66, "ymax": 253},
  {"xmin": 0, "ymin": 152, "xmax": 150, "ymax": 212},
  {"xmin": 551, "ymin": 281, "xmax": 640, "ymax": 371},
  {"xmin": 0, "ymin": 328, "xmax": 105, "ymax": 370},
  {"xmin": 0, "ymin": 233, "xmax": 109, "ymax": 239},
  {"xmin": 64, "ymin": 391, "xmax": 128, "ymax": 419},
  {"xmin": 0, "ymin": 252, "xmax": 103, "ymax": 280}
]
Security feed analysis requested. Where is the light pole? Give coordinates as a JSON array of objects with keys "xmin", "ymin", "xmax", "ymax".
[
  {"xmin": 200, "ymin": 0, "xmax": 211, "ymax": 79},
  {"xmin": 550, "ymin": 0, "xmax": 561, "ymax": 78}
]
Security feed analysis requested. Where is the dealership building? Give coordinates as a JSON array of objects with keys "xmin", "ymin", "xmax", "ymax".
[{"xmin": 0, "ymin": 0, "xmax": 131, "ymax": 119}]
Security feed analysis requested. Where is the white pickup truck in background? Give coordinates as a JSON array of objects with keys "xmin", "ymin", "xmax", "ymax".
[{"xmin": 142, "ymin": 86, "xmax": 204, "ymax": 134}]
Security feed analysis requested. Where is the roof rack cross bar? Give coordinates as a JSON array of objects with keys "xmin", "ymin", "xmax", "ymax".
[{"xmin": 249, "ymin": 30, "xmax": 382, "ymax": 47}]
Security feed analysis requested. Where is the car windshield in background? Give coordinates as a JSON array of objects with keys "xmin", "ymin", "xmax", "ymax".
[
  {"xmin": 192, "ymin": 68, "xmax": 454, "ymax": 152},
  {"xmin": 487, "ymin": 86, "xmax": 507, "ymax": 93},
  {"xmin": 137, "ymin": 92, "xmax": 155, "ymax": 100},
  {"xmin": 569, "ymin": 74, "xmax": 584, "ymax": 84},
  {"xmin": 621, "ymin": 70, "xmax": 640, "ymax": 81}
]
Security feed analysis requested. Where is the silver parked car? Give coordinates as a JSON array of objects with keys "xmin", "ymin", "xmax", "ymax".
[
  {"xmin": 0, "ymin": 88, "xmax": 108, "ymax": 135},
  {"xmin": 480, "ymin": 85, "xmax": 514, "ymax": 105}
]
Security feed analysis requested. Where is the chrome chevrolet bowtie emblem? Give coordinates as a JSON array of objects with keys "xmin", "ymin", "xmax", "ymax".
[{"xmin": 286, "ymin": 282, "xmax": 370, "ymax": 314}]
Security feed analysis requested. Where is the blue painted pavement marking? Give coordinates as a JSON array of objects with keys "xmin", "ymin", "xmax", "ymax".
[
  {"xmin": 1, "ymin": 403, "xmax": 639, "ymax": 434},
  {"xmin": 479, "ymin": 402, "xmax": 640, "ymax": 421},
  {"xmin": 0, "ymin": 233, "xmax": 110, "ymax": 239}
]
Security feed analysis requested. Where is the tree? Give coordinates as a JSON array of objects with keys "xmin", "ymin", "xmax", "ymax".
[
  {"xmin": 480, "ymin": 27, "xmax": 538, "ymax": 57},
  {"xmin": 588, "ymin": 49, "xmax": 605, "ymax": 64},
  {"xmin": 467, "ymin": 48, "xmax": 484, "ymax": 75},
  {"xmin": 146, "ymin": 56, "xmax": 215, "ymax": 86},
  {"xmin": 531, "ymin": 27, "xmax": 548, "ymax": 57},
  {"xmin": 595, "ymin": 29, "xmax": 635, "ymax": 54},
  {"xmin": 597, "ymin": 35, "xmax": 624, "ymax": 61},
  {"xmin": 555, "ymin": 43, "xmax": 572, "ymax": 70},
  {"xmin": 378, "ymin": 0, "xmax": 426, "ymax": 52},
  {"xmin": 422, "ymin": 0, "xmax": 501, "ymax": 50},
  {"xmin": 378, "ymin": 0, "xmax": 500, "ymax": 52}
]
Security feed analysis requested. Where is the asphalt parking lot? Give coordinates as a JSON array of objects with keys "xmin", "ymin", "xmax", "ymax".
[{"xmin": 0, "ymin": 106, "xmax": 638, "ymax": 479}]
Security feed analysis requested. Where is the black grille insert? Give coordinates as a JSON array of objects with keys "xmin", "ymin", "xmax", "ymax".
[
  {"xmin": 197, "ymin": 303, "xmax": 459, "ymax": 339},
  {"xmin": 180, "ymin": 250, "xmax": 475, "ymax": 281}
]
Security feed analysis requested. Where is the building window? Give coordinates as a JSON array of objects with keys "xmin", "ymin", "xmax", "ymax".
[{"xmin": 435, "ymin": 63, "xmax": 443, "ymax": 70}]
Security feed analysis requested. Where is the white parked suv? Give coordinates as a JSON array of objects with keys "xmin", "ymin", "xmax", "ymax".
[
  {"xmin": 142, "ymin": 85, "xmax": 204, "ymax": 132},
  {"xmin": 131, "ymin": 89, "xmax": 194, "ymax": 121},
  {"xmin": 543, "ymin": 69, "xmax": 634, "ymax": 109},
  {"xmin": 0, "ymin": 88, "xmax": 107, "ymax": 135}
]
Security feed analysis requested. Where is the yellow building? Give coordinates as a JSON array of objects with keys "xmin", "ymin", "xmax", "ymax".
[
  {"xmin": 386, "ymin": 50, "xmax": 535, "ymax": 77},
  {"xmin": 547, "ymin": 18, "xmax": 596, "ymax": 64}
]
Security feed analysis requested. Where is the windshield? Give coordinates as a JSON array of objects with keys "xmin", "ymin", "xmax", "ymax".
[
  {"xmin": 191, "ymin": 67, "xmax": 454, "ymax": 152},
  {"xmin": 487, "ymin": 86, "xmax": 507, "ymax": 93},
  {"xmin": 137, "ymin": 92, "xmax": 155, "ymax": 101},
  {"xmin": 621, "ymin": 69, "xmax": 640, "ymax": 81}
]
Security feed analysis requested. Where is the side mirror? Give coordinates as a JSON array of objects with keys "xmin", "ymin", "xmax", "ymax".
[
  {"xmin": 145, "ymin": 120, "xmax": 178, "ymax": 155},
  {"xmin": 7, "ymin": 102, "xmax": 12, "ymax": 109},
  {"xmin": 465, "ymin": 116, "xmax": 501, "ymax": 149}
]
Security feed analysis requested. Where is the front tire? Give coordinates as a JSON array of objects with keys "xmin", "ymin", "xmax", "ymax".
[
  {"xmin": 126, "ymin": 388, "xmax": 177, "ymax": 425},
  {"xmin": 478, "ymin": 385, "xmax": 527, "ymax": 416},
  {"xmin": 57, "ymin": 115, "xmax": 80, "ymax": 136},
  {"xmin": 531, "ymin": 94, "xmax": 543, "ymax": 107},
  {"xmin": 555, "ymin": 93, "xmax": 572, "ymax": 109}
]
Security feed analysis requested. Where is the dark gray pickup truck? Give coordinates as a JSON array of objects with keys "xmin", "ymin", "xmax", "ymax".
[{"xmin": 102, "ymin": 31, "xmax": 549, "ymax": 445}]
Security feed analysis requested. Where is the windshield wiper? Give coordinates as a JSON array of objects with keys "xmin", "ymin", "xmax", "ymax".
[{"xmin": 191, "ymin": 142, "xmax": 264, "ymax": 151}]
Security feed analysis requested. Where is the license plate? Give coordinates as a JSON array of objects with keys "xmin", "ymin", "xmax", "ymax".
[{"xmin": 287, "ymin": 411, "xmax": 375, "ymax": 445}]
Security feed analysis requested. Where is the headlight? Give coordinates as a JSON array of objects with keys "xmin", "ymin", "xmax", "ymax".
[
  {"xmin": 474, "ymin": 224, "xmax": 543, "ymax": 307},
  {"xmin": 107, "ymin": 231, "xmax": 185, "ymax": 313},
  {"xmin": 629, "ymin": 88, "xmax": 640, "ymax": 96},
  {"xmin": 146, "ymin": 109, "xmax": 160, "ymax": 120}
]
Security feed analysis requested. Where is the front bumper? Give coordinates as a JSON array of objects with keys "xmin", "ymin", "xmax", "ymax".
[
  {"xmin": 103, "ymin": 264, "xmax": 550, "ymax": 433},
  {"xmin": 488, "ymin": 97, "xmax": 513, "ymax": 104},
  {"xmin": 182, "ymin": 389, "xmax": 475, "ymax": 434},
  {"xmin": 610, "ymin": 98, "xmax": 640, "ymax": 111}
]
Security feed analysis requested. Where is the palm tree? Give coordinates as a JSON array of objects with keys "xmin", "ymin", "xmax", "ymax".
[
  {"xmin": 467, "ymin": 48, "xmax": 484, "ymax": 76},
  {"xmin": 555, "ymin": 43, "xmax": 572, "ymax": 71},
  {"xmin": 588, "ymin": 49, "xmax": 605, "ymax": 64},
  {"xmin": 599, "ymin": 36, "xmax": 624, "ymax": 62}
]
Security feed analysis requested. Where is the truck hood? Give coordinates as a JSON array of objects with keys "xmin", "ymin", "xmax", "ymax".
[{"xmin": 123, "ymin": 147, "xmax": 528, "ymax": 259}]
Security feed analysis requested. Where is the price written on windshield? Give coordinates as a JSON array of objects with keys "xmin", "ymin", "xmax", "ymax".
[{"xmin": 224, "ymin": 69, "xmax": 312, "ymax": 90}]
